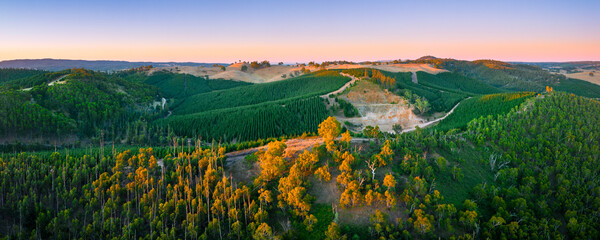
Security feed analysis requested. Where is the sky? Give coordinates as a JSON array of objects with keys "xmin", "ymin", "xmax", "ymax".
[{"xmin": 1, "ymin": 0, "xmax": 599, "ymax": 63}]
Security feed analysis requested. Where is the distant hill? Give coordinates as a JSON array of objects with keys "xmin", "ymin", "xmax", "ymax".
[
  {"xmin": 0, "ymin": 59, "xmax": 228, "ymax": 71},
  {"xmin": 512, "ymin": 61, "xmax": 600, "ymax": 71},
  {"xmin": 403, "ymin": 57, "xmax": 564, "ymax": 91},
  {"xmin": 415, "ymin": 55, "xmax": 438, "ymax": 61}
]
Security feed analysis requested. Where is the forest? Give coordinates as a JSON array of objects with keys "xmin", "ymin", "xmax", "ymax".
[
  {"xmin": 2, "ymin": 62, "xmax": 599, "ymax": 151},
  {"xmin": 3, "ymin": 0, "xmax": 600, "ymax": 237},
  {"xmin": 1, "ymin": 61, "xmax": 600, "ymax": 239},
  {"xmin": 120, "ymin": 70, "xmax": 252, "ymax": 99},
  {"xmin": 407, "ymin": 57, "xmax": 600, "ymax": 96},
  {"xmin": 433, "ymin": 92, "xmax": 535, "ymax": 131},
  {"xmin": 163, "ymin": 97, "xmax": 330, "ymax": 142},
  {"xmin": 0, "ymin": 68, "xmax": 354, "ymax": 152},
  {"xmin": 0, "ymin": 68, "xmax": 159, "ymax": 141},
  {"xmin": 171, "ymin": 71, "xmax": 349, "ymax": 115},
  {"xmin": 0, "ymin": 68, "xmax": 49, "ymax": 85},
  {"xmin": 1, "ymin": 92, "xmax": 599, "ymax": 239}
]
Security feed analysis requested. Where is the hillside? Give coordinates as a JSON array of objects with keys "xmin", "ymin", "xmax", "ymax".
[
  {"xmin": 429, "ymin": 59, "xmax": 564, "ymax": 91},
  {"xmin": 515, "ymin": 61, "xmax": 600, "ymax": 71},
  {"xmin": 2, "ymin": 56, "xmax": 600, "ymax": 150},
  {"xmin": 333, "ymin": 77, "xmax": 423, "ymax": 133},
  {"xmin": 172, "ymin": 70, "xmax": 350, "ymax": 115},
  {"xmin": 0, "ymin": 68, "xmax": 159, "ymax": 145},
  {"xmin": 0, "ymin": 68, "xmax": 352, "ymax": 148},
  {"xmin": 1, "ymin": 61, "xmax": 600, "ymax": 240},
  {"xmin": 148, "ymin": 62, "xmax": 448, "ymax": 84},
  {"xmin": 149, "ymin": 63, "xmax": 309, "ymax": 83},
  {"xmin": 342, "ymin": 68, "xmax": 467, "ymax": 113},
  {"xmin": 2, "ymin": 92, "xmax": 600, "ymax": 239},
  {"xmin": 1, "ymin": 70, "xmax": 71, "ymax": 89},
  {"xmin": 0, "ymin": 68, "xmax": 49, "ymax": 84},
  {"xmin": 433, "ymin": 92, "xmax": 536, "ymax": 131},
  {"xmin": 5, "ymin": 0, "xmax": 600, "ymax": 237},
  {"xmin": 163, "ymin": 71, "xmax": 351, "ymax": 142},
  {"xmin": 565, "ymin": 71, "xmax": 600, "ymax": 85},
  {"xmin": 164, "ymin": 96, "xmax": 329, "ymax": 142},
  {"xmin": 405, "ymin": 57, "xmax": 600, "ymax": 97},
  {"xmin": 0, "ymin": 59, "xmax": 226, "ymax": 71},
  {"xmin": 121, "ymin": 70, "xmax": 252, "ymax": 98}
]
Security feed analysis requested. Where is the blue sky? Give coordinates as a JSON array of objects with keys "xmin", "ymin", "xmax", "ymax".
[{"xmin": 1, "ymin": 0, "xmax": 599, "ymax": 62}]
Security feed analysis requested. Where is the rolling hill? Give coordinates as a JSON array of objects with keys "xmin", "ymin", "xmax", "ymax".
[
  {"xmin": 0, "ymin": 58, "xmax": 227, "ymax": 71},
  {"xmin": 2, "ymin": 56, "xmax": 600, "ymax": 148}
]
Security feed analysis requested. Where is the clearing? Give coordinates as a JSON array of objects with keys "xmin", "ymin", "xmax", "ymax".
[
  {"xmin": 399, "ymin": 98, "xmax": 467, "ymax": 133},
  {"xmin": 224, "ymin": 136, "xmax": 405, "ymax": 226},
  {"xmin": 149, "ymin": 63, "xmax": 309, "ymax": 83},
  {"xmin": 334, "ymin": 78, "xmax": 426, "ymax": 133},
  {"xmin": 369, "ymin": 63, "xmax": 447, "ymax": 74},
  {"xmin": 21, "ymin": 74, "xmax": 69, "ymax": 91},
  {"xmin": 323, "ymin": 63, "xmax": 447, "ymax": 74},
  {"xmin": 148, "ymin": 63, "xmax": 446, "ymax": 83},
  {"xmin": 565, "ymin": 71, "xmax": 600, "ymax": 85},
  {"xmin": 47, "ymin": 74, "xmax": 68, "ymax": 86}
]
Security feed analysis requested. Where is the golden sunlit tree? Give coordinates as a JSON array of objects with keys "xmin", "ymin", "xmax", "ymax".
[
  {"xmin": 256, "ymin": 140, "xmax": 287, "ymax": 185},
  {"xmin": 383, "ymin": 173, "xmax": 397, "ymax": 208},
  {"xmin": 253, "ymin": 222, "xmax": 273, "ymax": 240},
  {"xmin": 383, "ymin": 173, "xmax": 396, "ymax": 191},
  {"xmin": 340, "ymin": 130, "xmax": 352, "ymax": 149},
  {"xmin": 258, "ymin": 188, "xmax": 272, "ymax": 210},
  {"xmin": 314, "ymin": 165, "xmax": 331, "ymax": 182},
  {"xmin": 365, "ymin": 189, "xmax": 375, "ymax": 206},
  {"xmin": 277, "ymin": 163, "xmax": 311, "ymax": 216},
  {"xmin": 318, "ymin": 116, "xmax": 341, "ymax": 152},
  {"xmin": 413, "ymin": 209, "xmax": 433, "ymax": 234},
  {"xmin": 385, "ymin": 190, "xmax": 397, "ymax": 208},
  {"xmin": 296, "ymin": 150, "xmax": 318, "ymax": 176}
]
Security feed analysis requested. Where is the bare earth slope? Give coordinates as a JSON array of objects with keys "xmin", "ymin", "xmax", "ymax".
[
  {"xmin": 336, "ymin": 78, "xmax": 426, "ymax": 132},
  {"xmin": 148, "ymin": 63, "xmax": 445, "ymax": 83},
  {"xmin": 565, "ymin": 71, "xmax": 600, "ymax": 85},
  {"xmin": 323, "ymin": 63, "xmax": 446, "ymax": 74},
  {"xmin": 148, "ymin": 63, "xmax": 307, "ymax": 83}
]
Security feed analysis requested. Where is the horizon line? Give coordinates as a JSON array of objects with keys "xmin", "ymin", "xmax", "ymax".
[{"xmin": 1, "ymin": 57, "xmax": 599, "ymax": 64}]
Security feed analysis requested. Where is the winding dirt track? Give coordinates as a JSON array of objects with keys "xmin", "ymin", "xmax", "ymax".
[
  {"xmin": 21, "ymin": 74, "xmax": 69, "ymax": 91},
  {"xmin": 225, "ymin": 70, "xmax": 468, "ymax": 161},
  {"xmin": 400, "ymin": 97, "xmax": 468, "ymax": 133},
  {"xmin": 322, "ymin": 73, "xmax": 358, "ymax": 96},
  {"xmin": 411, "ymin": 71, "xmax": 418, "ymax": 83}
]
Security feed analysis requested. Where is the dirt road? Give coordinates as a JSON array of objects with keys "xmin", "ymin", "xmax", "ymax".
[
  {"xmin": 400, "ymin": 97, "xmax": 468, "ymax": 133},
  {"xmin": 21, "ymin": 74, "xmax": 69, "ymax": 91},
  {"xmin": 411, "ymin": 72, "xmax": 418, "ymax": 83},
  {"xmin": 225, "ymin": 98, "xmax": 466, "ymax": 161},
  {"xmin": 322, "ymin": 73, "xmax": 358, "ymax": 97},
  {"xmin": 47, "ymin": 74, "xmax": 69, "ymax": 86},
  {"xmin": 224, "ymin": 72, "xmax": 466, "ymax": 161},
  {"xmin": 224, "ymin": 136, "xmax": 370, "ymax": 164}
]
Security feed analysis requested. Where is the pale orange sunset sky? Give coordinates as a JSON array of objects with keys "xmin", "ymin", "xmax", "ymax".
[{"xmin": 1, "ymin": 0, "xmax": 599, "ymax": 63}]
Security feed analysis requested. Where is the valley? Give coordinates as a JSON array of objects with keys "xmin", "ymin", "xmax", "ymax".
[
  {"xmin": 2, "ymin": 57, "xmax": 600, "ymax": 239},
  {"xmin": 3, "ymin": 1, "xmax": 599, "ymax": 238}
]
